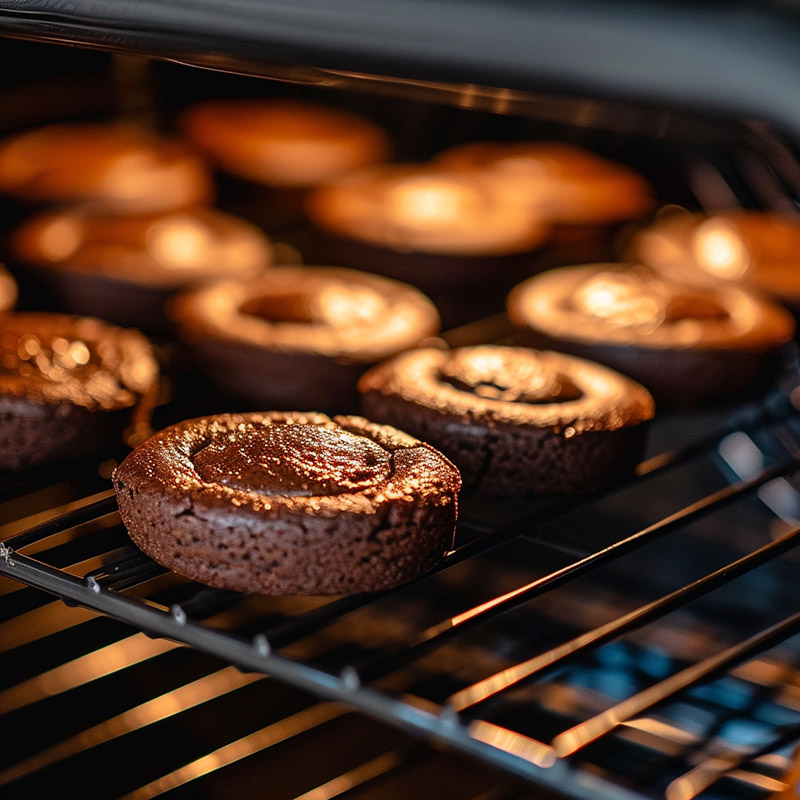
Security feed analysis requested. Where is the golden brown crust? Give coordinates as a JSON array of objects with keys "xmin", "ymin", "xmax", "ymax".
[
  {"xmin": 632, "ymin": 209, "xmax": 800, "ymax": 306},
  {"xmin": 507, "ymin": 263, "xmax": 795, "ymax": 352},
  {"xmin": 506, "ymin": 263, "xmax": 796, "ymax": 404},
  {"xmin": 169, "ymin": 266, "xmax": 441, "ymax": 362},
  {"xmin": 359, "ymin": 346, "xmax": 654, "ymax": 433}
]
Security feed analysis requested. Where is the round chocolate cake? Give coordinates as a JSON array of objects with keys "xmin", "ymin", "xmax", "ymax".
[
  {"xmin": 168, "ymin": 266, "xmax": 440, "ymax": 412},
  {"xmin": 10, "ymin": 205, "xmax": 273, "ymax": 331},
  {"xmin": 180, "ymin": 98, "xmax": 391, "ymax": 189},
  {"xmin": 632, "ymin": 209, "xmax": 800, "ymax": 311},
  {"xmin": 0, "ymin": 312, "xmax": 159, "ymax": 470},
  {"xmin": 359, "ymin": 345, "xmax": 654, "ymax": 497},
  {"xmin": 432, "ymin": 140, "xmax": 653, "ymax": 226},
  {"xmin": 113, "ymin": 411, "xmax": 461, "ymax": 595},
  {"xmin": 0, "ymin": 122, "xmax": 214, "ymax": 212},
  {"xmin": 506, "ymin": 263, "xmax": 797, "ymax": 405},
  {"xmin": 304, "ymin": 163, "xmax": 551, "ymax": 296}
]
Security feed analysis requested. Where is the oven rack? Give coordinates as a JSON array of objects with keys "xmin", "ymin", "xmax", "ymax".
[
  {"xmin": 1, "ymin": 45, "xmax": 800, "ymax": 800},
  {"xmin": 4, "ymin": 368, "xmax": 800, "ymax": 799}
]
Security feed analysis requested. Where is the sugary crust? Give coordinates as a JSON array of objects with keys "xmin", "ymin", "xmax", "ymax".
[
  {"xmin": 113, "ymin": 412, "xmax": 461, "ymax": 595},
  {"xmin": 0, "ymin": 122, "xmax": 214, "ymax": 212},
  {"xmin": 181, "ymin": 99, "xmax": 391, "ymax": 187},
  {"xmin": 358, "ymin": 345, "xmax": 654, "ymax": 497},
  {"xmin": 0, "ymin": 312, "xmax": 159, "ymax": 469}
]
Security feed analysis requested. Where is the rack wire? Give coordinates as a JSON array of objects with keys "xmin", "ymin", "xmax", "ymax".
[{"xmin": 3, "ymin": 48, "xmax": 800, "ymax": 800}]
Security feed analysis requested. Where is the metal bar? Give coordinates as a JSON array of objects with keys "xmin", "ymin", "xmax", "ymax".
[
  {"xmin": 0, "ymin": 666, "xmax": 261, "ymax": 786},
  {"xmin": 447, "ymin": 524, "xmax": 800, "ymax": 712},
  {"xmin": 552, "ymin": 612, "xmax": 800, "ymax": 757},
  {"xmin": 349, "ymin": 456, "xmax": 800, "ymax": 684},
  {"xmin": 0, "ymin": 490, "xmax": 117, "ymax": 548}
]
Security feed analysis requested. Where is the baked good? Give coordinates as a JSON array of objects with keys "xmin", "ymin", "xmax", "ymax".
[
  {"xmin": 506, "ymin": 263, "xmax": 796, "ymax": 405},
  {"xmin": 113, "ymin": 411, "xmax": 461, "ymax": 595},
  {"xmin": 305, "ymin": 162, "xmax": 551, "ymax": 296},
  {"xmin": 433, "ymin": 141, "xmax": 653, "ymax": 226},
  {"xmin": 359, "ymin": 345, "xmax": 654, "ymax": 497},
  {"xmin": 180, "ymin": 98, "xmax": 392, "ymax": 230},
  {"xmin": 168, "ymin": 266, "xmax": 441, "ymax": 413},
  {"xmin": 631, "ymin": 209, "xmax": 800, "ymax": 310},
  {"xmin": 0, "ymin": 312, "xmax": 159, "ymax": 471},
  {"xmin": 10, "ymin": 205, "xmax": 273, "ymax": 331},
  {"xmin": 181, "ymin": 98, "xmax": 391, "ymax": 189},
  {"xmin": 0, "ymin": 122, "xmax": 214, "ymax": 213}
]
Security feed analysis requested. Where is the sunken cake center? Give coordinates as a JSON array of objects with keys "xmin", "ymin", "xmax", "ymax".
[
  {"xmin": 192, "ymin": 422, "xmax": 392, "ymax": 496},
  {"xmin": 570, "ymin": 269, "xmax": 729, "ymax": 328},
  {"xmin": 438, "ymin": 349, "xmax": 583, "ymax": 404}
]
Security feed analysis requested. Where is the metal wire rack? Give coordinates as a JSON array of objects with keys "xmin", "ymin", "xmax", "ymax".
[{"xmin": 3, "ymin": 50, "xmax": 800, "ymax": 800}]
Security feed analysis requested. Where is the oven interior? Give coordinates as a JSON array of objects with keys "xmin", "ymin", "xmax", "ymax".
[{"xmin": 2, "ymin": 31, "xmax": 800, "ymax": 800}]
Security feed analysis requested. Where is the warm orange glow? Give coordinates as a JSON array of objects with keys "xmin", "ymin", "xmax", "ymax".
[
  {"xmin": 37, "ymin": 216, "xmax": 83, "ymax": 261},
  {"xmin": 147, "ymin": 215, "xmax": 213, "ymax": 270},
  {"xmin": 572, "ymin": 273, "xmax": 663, "ymax": 327},
  {"xmin": 692, "ymin": 220, "xmax": 751, "ymax": 280},
  {"xmin": 468, "ymin": 719, "xmax": 556, "ymax": 767},
  {"xmin": 314, "ymin": 285, "xmax": 387, "ymax": 326},
  {"xmin": 387, "ymin": 176, "xmax": 482, "ymax": 226}
]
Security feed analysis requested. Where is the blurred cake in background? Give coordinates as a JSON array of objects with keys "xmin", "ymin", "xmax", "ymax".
[
  {"xmin": 168, "ymin": 265, "xmax": 441, "ymax": 413},
  {"xmin": 180, "ymin": 98, "xmax": 392, "ymax": 230},
  {"xmin": 631, "ymin": 208, "xmax": 800, "ymax": 312},
  {"xmin": 305, "ymin": 162, "xmax": 551, "ymax": 309},
  {"xmin": 0, "ymin": 122, "xmax": 214, "ymax": 213},
  {"xmin": 506, "ymin": 261, "xmax": 796, "ymax": 405},
  {"xmin": 10, "ymin": 205, "xmax": 273, "ymax": 331}
]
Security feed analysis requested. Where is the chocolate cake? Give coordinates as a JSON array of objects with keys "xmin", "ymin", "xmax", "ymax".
[
  {"xmin": 359, "ymin": 345, "xmax": 654, "ymax": 497},
  {"xmin": 632, "ymin": 209, "xmax": 800, "ymax": 312},
  {"xmin": 432, "ymin": 141, "xmax": 654, "ymax": 226},
  {"xmin": 180, "ymin": 98, "xmax": 392, "ymax": 230},
  {"xmin": 10, "ymin": 205, "xmax": 273, "ymax": 331},
  {"xmin": 113, "ymin": 411, "xmax": 461, "ymax": 595},
  {"xmin": 0, "ymin": 122, "xmax": 214, "ymax": 213},
  {"xmin": 304, "ymin": 163, "xmax": 551, "ymax": 296},
  {"xmin": 0, "ymin": 312, "xmax": 159, "ymax": 470},
  {"xmin": 506, "ymin": 263, "xmax": 797, "ymax": 405},
  {"xmin": 168, "ymin": 266, "xmax": 441, "ymax": 412}
]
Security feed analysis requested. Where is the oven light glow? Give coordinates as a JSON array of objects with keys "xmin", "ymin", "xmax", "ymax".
[
  {"xmin": 37, "ymin": 216, "xmax": 83, "ymax": 261},
  {"xmin": 148, "ymin": 216, "xmax": 212, "ymax": 269},
  {"xmin": 387, "ymin": 177, "xmax": 479, "ymax": 225},
  {"xmin": 572, "ymin": 274, "xmax": 662, "ymax": 327},
  {"xmin": 692, "ymin": 221, "xmax": 751, "ymax": 280}
]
